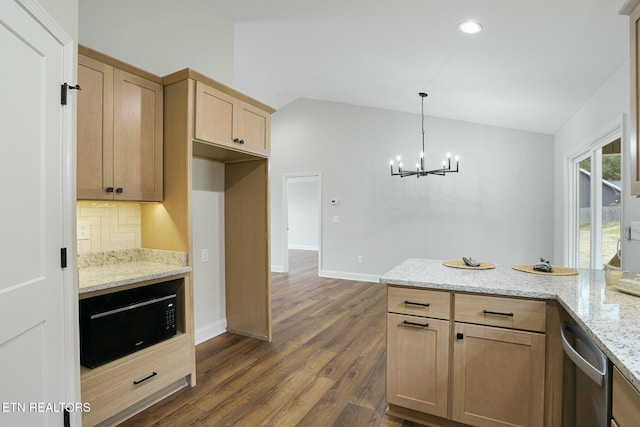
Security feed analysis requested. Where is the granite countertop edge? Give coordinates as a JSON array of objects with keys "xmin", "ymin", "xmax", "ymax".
[
  {"xmin": 79, "ymin": 265, "xmax": 192, "ymax": 295},
  {"xmin": 380, "ymin": 258, "xmax": 640, "ymax": 392},
  {"xmin": 78, "ymin": 249, "xmax": 192, "ymax": 295}
]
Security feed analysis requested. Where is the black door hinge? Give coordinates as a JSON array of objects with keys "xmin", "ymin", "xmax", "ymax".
[
  {"xmin": 63, "ymin": 408, "xmax": 70, "ymax": 427},
  {"xmin": 60, "ymin": 248, "xmax": 67, "ymax": 269},
  {"xmin": 61, "ymin": 82, "xmax": 81, "ymax": 105}
]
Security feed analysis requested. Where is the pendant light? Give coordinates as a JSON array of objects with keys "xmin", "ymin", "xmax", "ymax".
[{"xmin": 390, "ymin": 92, "xmax": 460, "ymax": 178}]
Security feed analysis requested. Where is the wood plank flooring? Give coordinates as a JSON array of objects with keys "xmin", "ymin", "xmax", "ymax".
[{"xmin": 123, "ymin": 250, "xmax": 419, "ymax": 427}]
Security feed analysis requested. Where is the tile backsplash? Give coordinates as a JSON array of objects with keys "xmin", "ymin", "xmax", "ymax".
[{"xmin": 77, "ymin": 201, "xmax": 141, "ymax": 254}]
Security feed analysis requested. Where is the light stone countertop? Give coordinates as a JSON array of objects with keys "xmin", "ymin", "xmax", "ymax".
[
  {"xmin": 78, "ymin": 248, "xmax": 191, "ymax": 295},
  {"xmin": 380, "ymin": 258, "xmax": 640, "ymax": 391}
]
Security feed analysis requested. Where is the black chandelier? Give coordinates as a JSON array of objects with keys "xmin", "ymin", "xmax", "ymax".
[{"xmin": 390, "ymin": 92, "xmax": 460, "ymax": 178}]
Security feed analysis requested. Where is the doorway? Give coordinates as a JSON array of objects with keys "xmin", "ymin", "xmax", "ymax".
[
  {"xmin": 568, "ymin": 125, "xmax": 623, "ymax": 269},
  {"xmin": 282, "ymin": 173, "xmax": 321, "ymax": 273}
]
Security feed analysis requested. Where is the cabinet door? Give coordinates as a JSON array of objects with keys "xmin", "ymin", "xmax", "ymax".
[
  {"xmin": 452, "ymin": 323, "xmax": 545, "ymax": 427},
  {"xmin": 386, "ymin": 313, "xmax": 449, "ymax": 418},
  {"xmin": 194, "ymin": 81, "xmax": 237, "ymax": 149},
  {"xmin": 77, "ymin": 54, "xmax": 114, "ymax": 200},
  {"xmin": 630, "ymin": 5, "xmax": 640, "ymax": 195},
  {"xmin": 113, "ymin": 69, "xmax": 163, "ymax": 201},
  {"xmin": 612, "ymin": 367, "xmax": 640, "ymax": 427},
  {"xmin": 237, "ymin": 101, "xmax": 270, "ymax": 156}
]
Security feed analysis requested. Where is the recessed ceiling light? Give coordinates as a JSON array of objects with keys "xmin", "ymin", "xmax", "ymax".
[{"xmin": 458, "ymin": 21, "xmax": 483, "ymax": 34}]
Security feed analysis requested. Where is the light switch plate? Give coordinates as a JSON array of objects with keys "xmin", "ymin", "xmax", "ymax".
[
  {"xmin": 201, "ymin": 249, "xmax": 209, "ymax": 262},
  {"xmin": 631, "ymin": 222, "xmax": 640, "ymax": 241},
  {"xmin": 332, "ymin": 215, "xmax": 340, "ymax": 223}
]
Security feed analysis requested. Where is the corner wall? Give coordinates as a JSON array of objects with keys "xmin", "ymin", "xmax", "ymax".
[
  {"xmin": 271, "ymin": 99, "xmax": 555, "ymax": 279},
  {"xmin": 78, "ymin": 0, "xmax": 234, "ymax": 84}
]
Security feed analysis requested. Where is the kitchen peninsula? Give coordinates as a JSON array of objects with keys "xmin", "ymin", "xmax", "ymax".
[{"xmin": 381, "ymin": 258, "xmax": 640, "ymax": 427}]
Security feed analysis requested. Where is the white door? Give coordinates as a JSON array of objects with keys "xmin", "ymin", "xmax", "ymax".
[{"xmin": 0, "ymin": 1, "xmax": 77, "ymax": 426}]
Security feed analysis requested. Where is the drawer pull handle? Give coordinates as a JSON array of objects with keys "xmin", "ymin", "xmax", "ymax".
[
  {"xmin": 133, "ymin": 371, "xmax": 158, "ymax": 385},
  {"xmin": 404, "ymin": 300, "xmax": 430, "ymax": 307},
  {"xmin": 402, "ymin": 320, "xmax": 429, "ymax": 328},
  {"xmin": 483, "ymin": 310, "xmax": 514, "ymax": 317}
]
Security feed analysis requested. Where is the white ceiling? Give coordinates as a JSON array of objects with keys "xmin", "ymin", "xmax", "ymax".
[{"xmin": 208, "ymin": 0, "xmax": 630, "ymax": 134}]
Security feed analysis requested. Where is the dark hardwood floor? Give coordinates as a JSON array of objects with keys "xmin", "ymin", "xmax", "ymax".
[{"xmin": 124, "ymin": 250, "xmax": 417, "ymax": 427}]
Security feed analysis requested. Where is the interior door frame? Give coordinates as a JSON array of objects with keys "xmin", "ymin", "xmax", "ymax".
[
  {"xmin": 565, "ymin": 115, "xmax": 624, "ymax": 269},
  {"xmin": 281, "ymin": 172, "xmax": 322, "ymax": 273}
]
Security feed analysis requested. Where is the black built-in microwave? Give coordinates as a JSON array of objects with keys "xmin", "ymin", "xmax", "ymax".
[{"xmin": 79, "ymin": 286, "xmax": 177, "ymax": 368}]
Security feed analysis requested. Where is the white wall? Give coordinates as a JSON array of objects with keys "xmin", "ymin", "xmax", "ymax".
[
  {"xmin": 287, "ymin": 177, "xmax": 320, "ymax": 251},
  {"xmin": 553, "ymin": 59, "xmax": 640, "ymax": 272},
  {"xmin": 271, "ymin": 99, "xmax": 555, "ymax": 280},
  {"xmin": 192, "ymin": 158, "xmax": 226, "ymax": 343},
  {"xmin": 40, "ymin": 0, "xmax": 78, "ymax": 41},
  {"xmin": 78, "ymin": 0, "xmax": 234, "ymax": 84}
]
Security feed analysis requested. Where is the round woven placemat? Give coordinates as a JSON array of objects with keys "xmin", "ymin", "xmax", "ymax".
[
  {"xmin": 512, "ymin": 265, "xmax": 578, "ymax": 276},
  {"xmin": 443, "ymin": 260, "xmax": 496, "ymax": 270}
]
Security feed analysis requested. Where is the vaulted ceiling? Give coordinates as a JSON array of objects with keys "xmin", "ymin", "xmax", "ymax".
[{"xmin": 209, "ymin": 0, "xmax": 629, "ymax": 134}]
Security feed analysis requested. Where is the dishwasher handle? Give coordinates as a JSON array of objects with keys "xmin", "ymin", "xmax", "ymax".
[{"xmin": 560, "ymin": 321, "xmax": 606, "ymax": 386}]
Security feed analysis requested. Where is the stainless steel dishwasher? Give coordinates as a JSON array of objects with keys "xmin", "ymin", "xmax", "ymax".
[{"xmin": 561, "ymin": 320, "xmax": 611, "ymax": 427}]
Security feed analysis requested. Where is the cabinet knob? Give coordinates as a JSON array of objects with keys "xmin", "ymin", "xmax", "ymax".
[
  {"xmin": 239, "ymin": 139, "xmax": 245, "ymax": 145},
  {"xmin": 106, "ymin": 187, "xmax": 114, "ymax": 193},
  {"xmin": 456, "ymin": 333, "xmax": 464, "ymax": 340},
  {"xmin": 116, "ymin": 188, "xmax": 123, "ymax": 194},
  {"xmin": 233, "ymin": 138, "xmax": 240, "ymax": 143}
]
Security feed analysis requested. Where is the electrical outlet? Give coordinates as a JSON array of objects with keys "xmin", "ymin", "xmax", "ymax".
[
  {"xmin": 357, "ymin": 256, "xmax": 363, "ymax": 264},
  {"xmin": 201, "ymin": 249, "xmax": 209, "ymax": 262},
  {"xmin": 77, "ymin": 222, "xmax": 90, "ymax": 240}
]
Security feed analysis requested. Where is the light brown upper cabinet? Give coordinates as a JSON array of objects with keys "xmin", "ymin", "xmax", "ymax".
[
  {"xmin": 195, "ymin": 81, "xmax": 270, "ymax": 157},
  {"xmin": 77, "ymin": 46, "xmax": 163, "ymax": 201},
  {"xmin": 622, "ymin": 1, "xmax": 640, "ymax": 195},
  {"xmin": 153, "ymin": 68, "xmax": 276, "ymax": 342}
]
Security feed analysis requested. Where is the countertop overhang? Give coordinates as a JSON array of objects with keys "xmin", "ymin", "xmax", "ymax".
[{"xmin": 381, "ymin": 258, "xmax": 640, "ymax": 391}]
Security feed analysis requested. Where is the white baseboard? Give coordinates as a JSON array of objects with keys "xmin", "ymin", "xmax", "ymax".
[
  {"xmin": 319, "ymin": 269, "xmax": 381, "ymax": 283},
  {"xmin": 195, "ymin": 319, "xmax": 227, "ymax": 345},
  {"xmin": 271, "ymin": 264, "xmax": 284, "ymax": 273},
  {"xmin": 288, "ymin": 244, "xmax": 319, "ymax": 251}
]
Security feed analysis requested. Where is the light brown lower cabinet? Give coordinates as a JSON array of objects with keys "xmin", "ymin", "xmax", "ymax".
[
  {"xmin": 386, "ymin": 313, "xmax": 449, "ymax": 418},
  {"xmin": 386, "ymin": 287, "xmax": 547, "ymax": 427},
  {"xmin": 451, "ymin": 323, "xmax": 545, "ymax": 427},
  {"xmin": 612, "ymin": 367, "xmax": 640, "ymax": 427},
  {"xmin": 81, "ymin": 334, "xmax": 192, "ymax": 426}
]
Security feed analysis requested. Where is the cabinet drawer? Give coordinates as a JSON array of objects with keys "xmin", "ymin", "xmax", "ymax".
[
  {"xmin": 388, "ymin": 286, "xmax": 450, "ymax": 320},
  {"xmin": 454, "ymin": 294, "xmax": 546, "ymax": 332},
  {"xmin": 81, "ymin": 335, "xmax": 192, "ymax": 426},
  {"xmin": 613, "ymin": 367, "xmax": 640, "ymax": 427}
]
